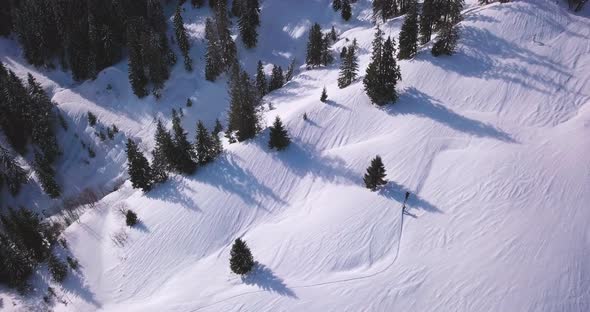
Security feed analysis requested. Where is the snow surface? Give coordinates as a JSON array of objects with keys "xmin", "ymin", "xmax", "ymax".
[{"xmin": 1, "ymin": 0, "xmax": 590, "ymax": 311}]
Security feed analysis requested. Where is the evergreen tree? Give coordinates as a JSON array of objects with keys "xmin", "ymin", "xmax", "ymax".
[
  {"xmin": 332, "ymin": 0, "xmax": 342, "ymax": 11},
  {"xmin": 34, "ymin": 151, "xmax": 60, "ymax": 198},
  {"xmin": 285, "ymin": 59, "xmax": 296, "ymax": 82},
  {"xmin": 192, "ymin": 0, "xmax": 205, "ymax": 7},
  {"xmin": 174, "ymin": 6, "xmax": 193, "ymax": 71},
  {"xmin": 238, "ymin": 0, "xmax": 261, "ymax": 48},
  {"xmin": 195, "ymin": 120, "xmax": 215, "ymax": 165},
  {"xmin": 0, "ymin": 146, "xmax": 28, "ymax": 196},
  {"xmin": 419, "ymin": 0, "xmax": 435, "ymax": 44},
  {"xmin": 213, "ymin": 118, "xmax": 224, "ymax": 135},
  {"xmin": 255, "ymin": 60, "xmax": 268, "ymax": 96},
  {"xmin": 229, "ymin": 238, "xmax": 255, "ymax": 275},
  {"xmin": 228, "ymin": 70, "xmax": 260, "ymax": 142},
  {"xmin": 340, "ymin": 46, "xmax": 348, "ymax": 59},
  {"xmin": 268, "ymin": 65, "xmax": 284, "ymax": 92},
  {"xmin": 0, "ymin": 232, "xmax": 34, "ymax": 290},
  {"xmin": 320, "ymin": 87, "xmax": 328, "ymax": 102},
  {"xmin": 186, "ymin": 98, "xmax": 193, "ymax": 107},
  {"xmin": 268, "ymin": 117, "xmax": 291, "ymax": 151},
  {"xmin": 0, "ymin": 207, "xmax": 50, "ymax": 263},
  {"xmin": 48, "ymin": 253, "xmax": 68, "ymax": 283},
  {"xmin": 126, "ymin": 139, "xmax": 153, "ymax": 192},
  {"xmin": 216, "ymin": 0, "xmax": 238, "ymax": 71},
  {"xmin": 153, "ymin": 119, "xmax": 176, "ymax": 174},
  {"xmin": 432, "ymin": 23, "xmax": 460, "ymax": 56},
  {"xmin": 27, "ymin": 74, "xmax": 60, "ymax": 163},
  {"xmin": 205, "ymin": 18, "xmax": 222, "ymax": 81},
  {"xmin": 306, "ymin": 23, "xmax": 324, "ymax": 68},
  {"xmin": 341, "ymin": 0, "xmax": 352, "ymax": 21},
  {"xmin": 330, "ymin": 26, "xmax": 338, "ymax": 42},
  {"xmin": 321, "ymin": 33, "xmax": 334, "ymax": 66},
  {"xmin": 231, "ymin": 0, "xmax": 243, "ymax": 17},
  {"xmin": 363, "ymin": 155, "xmax": 387, "ymax": 191},
  {"xmin": 127, "ymin": 19, "xmax": 148, "ymax": 98},
  {"xmin": 363, "ymin": 28, "xmax": 402, "ymax": 106},
  {"xmin": 338, "ymin": 39, "xmax": 359, "ymax": 88},
  {"xmin": 126, "ymin": 209, "xmax": 139, "ymax": 227},
  {"xmin": 397, "ymin": 1, "xmax": 419, "ymax": 60},
  {"xmin": 171, "ymin": 110, "xmax": 197, "ymax": 174},
  {"xmin": 373, "ymin": 0, "xmax": 399, "ymax": 23},
  {"xmin": 211, "ymin": 129, "xmax": 224, "ymax": 158}
]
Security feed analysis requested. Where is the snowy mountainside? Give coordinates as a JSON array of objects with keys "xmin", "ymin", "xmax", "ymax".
[{"xmin": 1, "ymin": 0, "xmax": 590, "ymax": 311}]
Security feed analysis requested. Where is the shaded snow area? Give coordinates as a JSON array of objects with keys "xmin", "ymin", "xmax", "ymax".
[{"xmin": 1, "ymin": 0, "xmax": 590, "ymax": 311}]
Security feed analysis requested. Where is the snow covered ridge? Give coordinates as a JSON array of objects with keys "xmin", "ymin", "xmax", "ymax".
[{"xmin": 1, "ymin": 0, "xmax": 590, "ymax": 311}]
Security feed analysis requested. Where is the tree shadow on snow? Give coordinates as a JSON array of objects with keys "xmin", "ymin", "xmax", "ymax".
[
  {"xmin": 379, "ymin": 181, "xmax": 442, "ymax": 214},
  {"xmin": 324, "ymin": 99, "xmax": 351, "ymax": 111},
  {"xmin": 242, "ymin": 263, "xmax": 297, "ymax": 298},
  {"xmin": 147, "ymin": 176, "xmax": 202, "ymax": 211},
  {"xmin": 62, "ymin": 269, "xmax": 101, "ymax": 309},
  {"xmin": 391, "ymin": 87, "xmax": 516, "ymax": 143}
]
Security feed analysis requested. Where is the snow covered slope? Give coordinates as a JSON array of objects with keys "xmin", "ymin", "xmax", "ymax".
[{"xmin": 2, "ymin": 0, "xmax": 590, "ymax": 311}]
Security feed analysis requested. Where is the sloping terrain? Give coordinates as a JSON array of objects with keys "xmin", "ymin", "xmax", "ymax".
[{"xmin": 1, "ymin": 0, "xmax": 589, "ymax": 311}]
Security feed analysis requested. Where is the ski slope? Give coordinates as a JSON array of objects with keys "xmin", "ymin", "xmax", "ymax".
[{"xmin": 1, "ymin": 0, "xmax": 590, "ymax": 311}]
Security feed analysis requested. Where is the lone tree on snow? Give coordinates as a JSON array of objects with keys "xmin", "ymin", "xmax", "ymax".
[
  {"xmin": 364, "ymin": 155, "xmax": 387, "ymax": 191},
  {"xmin": 320, "ymin": 87, "xmax": 328, "ymax": 102},
  {"xmin": 268, "ymin": 116, "xmax": 291, "ymax": 151},
  {"xmin": 230, "ymin": 238, "xmax": 255, "ymax": 275}
]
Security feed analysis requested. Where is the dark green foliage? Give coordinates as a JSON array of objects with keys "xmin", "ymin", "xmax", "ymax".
[
  {"xmin": 268, "ymin": 65, "xmax": 284, "ymax": 92},
  {"xmin": 363, "ymin": 28, "xmax": 402, "ymax": 106},
  {"xmin": 0, "ymin": 233, "xmax": 34, "ymax": 290},
  {"xmin": 232, "ymin": 0, "xmax": 243, "ymax": 16},
  {"xmin": 268, "ymin": 117, "xmax": 290, "ymax": 151},
  {"xmin": 419, "ymin": 0, "xmax": 435, "ymax": 44},
  {"xmin": 238, "ymin": 0, "xmax": 261, "ymax": 48},
  {"xmin": 397, "ymin": 1, "xmax": 419, "ymax": 60},
  {"xmin": 195, "ymin": 120, "xmax": 215, "ymax": 165},
  {"xmin": 126, "ymin": 139, "xmax": 153, "ymax": 192},
  {"xmin": 341, "ymin": 0, "xmax": 352, "ymax": 21},
  {"xmin": 48, "ymin": 253, "xmax": 68, "ymax": 283},
  {"xmin": 0, "ymin": 207, "xmax": 50, "ymax": 263},
  {"xmin": 420, "ymin": 0, "xmax": 463, "ymax": 44},
  {"xmin": 255, "ymin": 60, "xmax": 268, "ymax": 96},
  {"xmin": 213, "ymin": 118, "xmax": 224, "ymax": 135},
  {"xmin": 174, "ymin": 6, "xmax": 193, "ymax": 72},
  {"xmin": 211, "ymin": 129, "xmax": 224, "ymax": 158},
  {"xmin": 205, "ymin": 0, "xmax": 238, "ymax": 81},
  {"xmin": 373, "ymin": 0, "xmax": 399, "ymax": 22},
  {"xmin": 192, "ymin": 0, "xmax": 205, "ymax": 7},
  {"xmin": 228, "ymin": 70, "xmax": 261, "ymax": 142},
  {"xmin": 340, "ymin": 46, "xmax": 348, "ymax": 59},
  {"xmin": 66, "ymin": 256, "xmax": 79, "ymax": 270},
  {"xmin": 330, "ymin": 26, "xmax": 338, "ymax": 41},
  {"xmin": 363, "ymin": 155, "xmax": 387, "ymax": 191},
  {"xmin": 285, "ymin": 59, "xmax": 296, "ymax": 82},
  {"xmin": 98, "ymin": 131, "xmax": 106, "ymax": 141},
  {"xmin": 171, "ymin": 110, "xmax": 197, "ymax": 174},
  {"xmin": 321, "ymin": 33, "xmax": 334, "ymax": 66},
  {"xmin": 229, "ymin": 238, "xmax": 254, "ymax": 275},
  {"xmin": 34, "ymin": 151, "xmax": 61, "ymax": 198},
  {"xmin": 127, "ymin": 18, "xmax": 149, "ymax": 98},
  {"xmin": 186, "ymin": 98, "xmax": 193, "ymax": 107},
  {"xmin": 0, "ymin": 146, "xmax": 28, "ymax": 196},
  {"xmin": 320, "ymin": 87, "xmax": 328, "ymax": 102},
  {"xmin": 306, "ymin": 23, "xmax": 324, "ymax": 68},
  {"xmin": 126, "ymin": 209, "xmax": 138, "ymax": 227},
  {"xmin": 152, "ymin": 119, "xmax": 175, "ymax": 181},
  {"xmin": 332, "ymin": 0, "xmax": 342, "ymax": 11},
  {"xmin": 432, "ymin": 23, "xmax": 460, "ymax": 56},
  {"xmin": 338, "ymin": 39, "xmax": 358, "ymax": 88}
]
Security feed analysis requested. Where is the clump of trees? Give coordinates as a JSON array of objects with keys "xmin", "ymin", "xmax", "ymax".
[
  {"xmin": 363, "ymin": 27, "xmax": 402, "ymax": 106},
  {"xmin": 306, "ymin": 23, "xmax": 333, "ymax": 68},
  {"xmin": 205, "ymin": 0, "xmax": 238, "ymax": 81},
  {"xmin": 338, "ymin": 39, "xmax": 358, "ymax": 88}
]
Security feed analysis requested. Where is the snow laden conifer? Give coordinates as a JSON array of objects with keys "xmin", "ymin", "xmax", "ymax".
[
  {"xmin": 268, "ymin": 65, "xmax": 284, "ymax": 92},
  {"xmin": 306, "ymin": 23, "xmax": 324, "ymax": 68},
  {"xmin": 195, "ymin": 120, "xmax": 215, "ymax": 165},
  {"xmin": 338, "ymin": 38, "xmax": 359, "ymax": 88},
  {"xmin": 126, "ymin": 139, "xmax": 153, "ymax": 192},
  {"xmin": 171, "ymin": 109, "xmax": 197, "ymax": 174},
  {"xmin": 213, "ymin": 118, "xmax": 224, "ymax": 135},
  {"xmin": 363, "ymin": 155, "xmax": 387, "ymax": 191},
  {"xmin": 230, "ymin": 238, "xmax": 255, "ymax": 275},
  {"xmin": 173, "ymin": 5, "xmax": 193, "ymax": 71},
  {"xmin": 34, "ymin": 151, "xmax": 60, "ymax": 198},
  {"xmin": 363, "ymin": 27, "xmax": 402, "ymax": 105},
  {"xmin": 268, "ymin": 117, "xmax": 290, "ymax": 151},
  {"xmin": 321, "ymin": 33, "xmax": 334, "ymax": 66},
  {"xmin": 48, "ymin": 253, "xmax": 68, "ymax": 283},
  {"xmin": 432, "ymin": 23, "xmax": 460, "ymax": 56},
  {"xmin": 228, "ymin": 69, "xmax": 261, "ymax": 142},
  {"xmin": 397, "ymin": 1, "xmax": 419, "ymax": 60},
  {"xmin": 0, "ymin": 146, "xmax": 28, "ymax": 196},
  {"xmin": 205, "ymin": 0, "xmax": 238, "ymax": 81},
  {"xmin": 255, "ymin": 60, "xmax": 268, "ymax": 96},
  {"xmin": 320, "ymin": 87, "xmax": 328, "ymax": 102}
]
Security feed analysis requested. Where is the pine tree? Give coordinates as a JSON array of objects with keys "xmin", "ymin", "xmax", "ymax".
[
  {"xmin": 171, "ymin": 110, "xmax": 197, "ymax": 174},
  {"xmin": 255, "ymin": 60, "xmax": 268, "ymax": 96},
  {"xmin": 153, "ymin": 119, "xmax": 176, "ymax": 174},
  {"xmin": 321, "ymin": 33, "xmax": 334, "ymax": 66},
  {"xmin": 229, "ymin": 238, "xmax": 255, "ymax": 275},
  {"xmin": 320, "ymin": 87, "xmax": 328, "ymax": 102},
  {"xmin": 373, "ymin": 0, "xmax": 399, "ymax": 23},
  {"xmin": 419, "ymin": 0, "xmax": 435, "ymax": 44},
  {"xmin": 332, "ymin": 0, "xmax": 342, "ymax": 11},
  {"xmin": 186, "ymin": 98, "xmax": 193, "ymax": 107},
  {"xmin": 48, "ymin": 253, "xmax": 68, "ymax": 283},
  {"xmin": 285, "ymin": 59, "xmax": 296, "ymax": 82},
  {"xmin": 228, "ymin": 70, "xmax": 260, "ymax": 142},
  {"xmin": 330, "ymin": 26, "xmax": 338, "ymax": 41},
  {"xmin": 213, "ymin": 118, "xmax": 224, "ymax": 135},
  {"xmin": 341, "ymin": 0, "xmax": 352, "ymax": 21},
  {"xmin": 363, "ymin": 155, "xmax": 387, "ymax": 191},
  {"xmin": 211, "ymin": 129, "xmax": 223, "ymax": 158},
  {"xmin": 215, "ymin": 0, "xmax": 238, "ymax": 71},
  {"xmin": 195, "ymin": 120, "xmax": 214, "ymax": 165},
  {"xmin": 192, "ymin": 0, "xmax": 205, "ymax": 7},
  {"xmin": 1, "ymin": 207, "xmax": 50, "ymax": 263},
  {"xmin": 432, "ymin": 23, "xmax": 459, "ymax": 56},
  {"xmin": 268, "ymin": 65, "xmax": 284, "ymax": 92},
  {"xmin": 126, "ymin": 139, "xmax": 153, "ymax": 192},
  {"xmin": 306, "ymin": 23, "xmax": 324, "ymax": 68},
  {"xmin": 0, "ymin": 146, "xmax": 28, "ymax": 196},
  {"xmin": 127, "ymin": 19, "xmax": 148, "ymax": 98},
  {"xmin": 174, "ymin": 6, "xmax": 193, "ymax": 71},
  {"xmin": 0, "ymin": 232, "xmax": 34, "ymax": 290},
  {"xmin": 34, "ymin": 151, "xmax": 60, "ymax": 198},
  {"xmin": 126, "ymin": 209, "xmax": 138, "ymax": 226},
  {"xmin": 268, "ymin": 117, "xmax": 291, "ymax": 151},
  {"xmin": 397, "ymin": 0, "xmax": 419, "ymax": 60},
  {"xmin": 231, "ymin": 0, "xmax": 243, "ymax": 17},
  {"xmin": 363, "ymin": 28, "xmax": 402, "ymax": 106},
  {"xmin": 338, "ymin": 39, "xmax": 358, "ymax": 88},
  {"xmin": 340, "ymin": 46, "xmax": 348, "ymax": 59},
  {"xmin": 205, "ymin": 18, "xmax": 222, "ymax": 81},
  {"xmin": 238, "ymin": 0, "xmax": 260, "ymax": 48}
]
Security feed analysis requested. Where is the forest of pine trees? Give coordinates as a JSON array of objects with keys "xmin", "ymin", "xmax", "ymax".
[
  {"xmin": 205, "ymin": 0, "xmax": 238, "ymax": 81},
  {"xmin": 306, "ymin": 23, "xmax": 333, "ymax": 68},
  {"xmin": 228, "ymin": 69, "xmax": 261, "ymax": 141},
  {"xmin": 397, "ymin": 1, "xmax": 419, "ymax": 60},
  {"xmin": 236, "ymin": 0, "xmax": 261, "ymax": 48},
  {"xmin": 363, "ymin": 27, "xmax": 402, "ymax": 106},
  {"xmin": 174, "ymin": 5, "xmax": 193, "ymax": 72}
]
